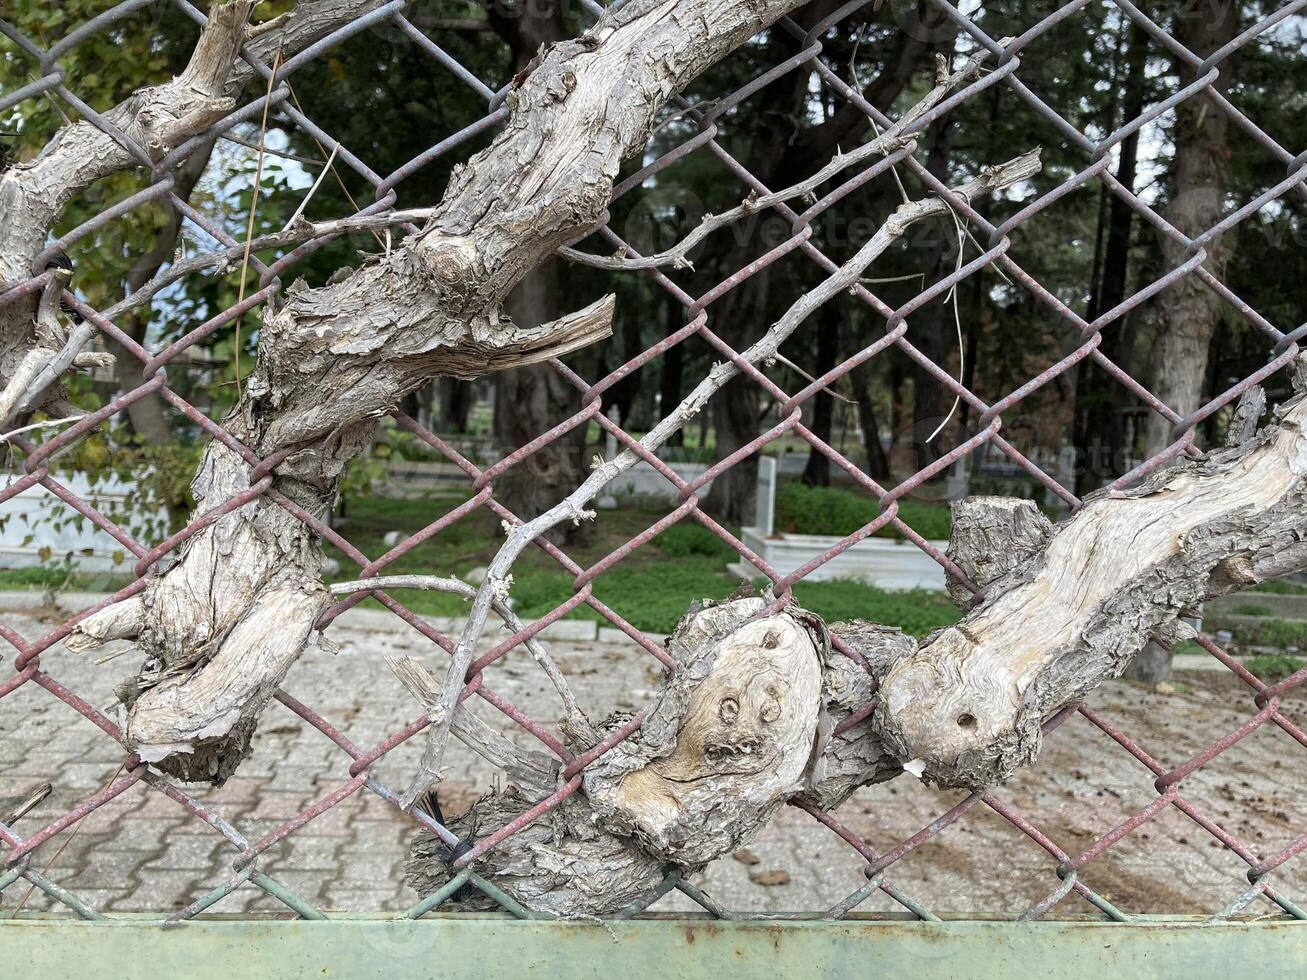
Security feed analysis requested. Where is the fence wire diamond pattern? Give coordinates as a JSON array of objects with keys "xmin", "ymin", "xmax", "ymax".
[{"xmin": 1, "ymin": 0, "xmax": 1305, "ymax": 923}]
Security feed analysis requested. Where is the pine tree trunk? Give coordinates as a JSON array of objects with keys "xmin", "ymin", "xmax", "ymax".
[
  {"xmin": 800, "ymin": 302, "xmax": 840, "ymax": 486},
  {"xmin": 1143, "ymin": 3, "xmax": 1239, "ymax": 457},
  {"xmin": 1127, "ymin": 5, "xmax": 1239, "ymax": 682}
]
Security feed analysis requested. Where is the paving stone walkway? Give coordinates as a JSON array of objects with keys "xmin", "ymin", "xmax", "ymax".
[{"xmin": 2, "ymin": 596, "xmax": 1304, "ymax": 918}]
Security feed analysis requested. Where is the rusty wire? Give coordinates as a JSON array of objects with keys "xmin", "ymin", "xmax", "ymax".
[{"xmin": 1, "ymin": 0, "xmax": 1306, "ymax": 922}]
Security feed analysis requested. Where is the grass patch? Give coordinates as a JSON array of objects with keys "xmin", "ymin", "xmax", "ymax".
[
  {"xmin": 774, "ymin": 483, "xmax": 951, "ymax": 540},
  {"xmin": 1231, "ymin": 603, "xmax": 1274, "ymax": 617},
  {"xmin": 1205, "ymin": 616, "xmax": 1307, "ymax": 650},
  {"xmin": 1254, "ymin": 580, "xmax": 1307, "ymax": 596},
  {"xmin": 325, "ymin": 493, "xmax": 960, "ymax": 636},
  {"xmin": 652, "ymin": 522, "xmax": 736, "ymax": 560},
  {"xmin": 1243, "ymin": 654, "xmax": 1305, "ymax": 682},
  {"xmin": 792, "ymin": 580, "xmax": 960, "ymax": 637},
  {"xmin": 0, "ymin": 565, "xmax": 133, "ymax": 593},
  {"xmin": 0, "ymin": 492, "xmax": 960, "ymax": 639}
]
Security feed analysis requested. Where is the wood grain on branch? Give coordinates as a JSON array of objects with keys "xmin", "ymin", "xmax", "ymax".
[
  {"xmin": 409, "ymin": 147, "xmax": 1044, "ymax": 805},
  {"xmin": 70, "ymin": 0, "xmax": 818, "ymax": 782},
  {"xmin": 404, "ymin": 595, "xmax": 903, "ymax": 915},
  {"xmin": 875, "ymin": 382, "xmax": 1307, "ymax": 789},
  {"xmin": 403, "ymin": 377, "xmax": 1307, "ymax": 910}
]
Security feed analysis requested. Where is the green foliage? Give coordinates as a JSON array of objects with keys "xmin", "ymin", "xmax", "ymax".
[
  {"xmin": 774, "ymin": 483, "xmax": 951, "ymax": 540},
  {"xmin": 654, "ymin": 522, "xmax": 735, "ymax": 560},
  {"xmin": 1243, "ymin": 654, "xmax": 1306, "ymax": 683},
  {"xmin": 1254, "ymin": 581, "xmax": 1307, "ymax": 596},
  {"xmin": 1232, "ymin": 604, "xmax": 1274, "ymax": 617}
]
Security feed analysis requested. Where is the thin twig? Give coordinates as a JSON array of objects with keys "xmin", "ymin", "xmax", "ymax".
[
  {"xmin": 10, "ymin": 760, "xmax": 126, "ymax": 916},
  {"xmin": 280, "ymin": 141, "xmax": 338, "ymax": 232},
  {"xmin": 557, "ymin": 47, "xmax": 995, "ymax": 273},
  {"xmin": 105, "ymin": 209, "xmax": 438, "ymax": 321},
  {"xmin": 219, "ymin": 131, "xmax": 323, "ymax": 166},
  {"xmin": 402, "ymin": 148, "xmax": 1044, "ymax": 806},
  {"xmin": 232, "ymin": 48, "xmax": 282, "ymax": 391},
  {"xmin": 284, "ymin": 82, "xmax": 388, "ymax": 250},
  {"xmin": 925, "ymin": 201, "xmax": 968, "ymax": 445},
  {"xmin": 330, "ymin": 574, "xmax": 597, "ymax": 743},
  {"xmin": 0, "ymin": 413, "xmax": 87, "ymax": 444}
]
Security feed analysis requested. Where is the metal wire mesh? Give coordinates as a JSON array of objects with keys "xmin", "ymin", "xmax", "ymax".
[{"xmin": 1, "ymin": 0, "xmax": 1305, "ymax": 923}]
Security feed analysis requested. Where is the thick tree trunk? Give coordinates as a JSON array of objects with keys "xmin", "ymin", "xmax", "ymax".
[
  {"xmin": 850, "ymin": 358, "xmax": 892, "ymax": 480},
  {"xmin": 485, "ymin": 0, "xmax": 591, "ymax": 544},
  {"xmin": 907, "ymin": 114, "xmax": 957, "ymax": 473},
  {"xmin": 658, "ymin": 296, "xmax": 686, "ymax": 447},
  {"xmin": 494, "ymin": 261, "xmax": 591, "ymax": 545},
  {"xmin": 1143, "ymin": 3, "xmax": 1239, "ymax": 456},
  {"xmin": 436, "ymin": 378, "xmax": 473, "ymax": 433},
  {"xmin": 1130, "ymin": 8, "xmax": 1237, "ymax": 681}
]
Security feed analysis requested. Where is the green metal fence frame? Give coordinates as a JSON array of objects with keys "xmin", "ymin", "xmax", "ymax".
[{"xmin": 4, "ymin": 916, "xmax": 1307, "ymax": 978}]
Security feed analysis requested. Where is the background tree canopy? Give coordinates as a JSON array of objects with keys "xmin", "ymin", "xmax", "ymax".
[{"xmin": 3, "ymin": 0, "xmax": 1306, "ymax": 534}]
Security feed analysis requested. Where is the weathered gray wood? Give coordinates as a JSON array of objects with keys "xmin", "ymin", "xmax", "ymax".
[
  {"xmin": 1226, "ymin": 385, "xmax": 1268, "ymax": 449},
  {"xmin": 944, "ymin": 497, "xmax": 1053, "ymax": 609},
  {"xmin": 404, "ymin": 597, "xmax": 922, "ymax": 914},
  {"xmin": 388, "ymin": 655, "xmax": 560, "ymax": 798},
  {"xmin": 582, "ymin": 599, "xmax": 825, "ymax": 866},
  {"xmin": 405, "ymin": 378, "xmax": 1307, "ymax": 910},
  {"xmin": 875, "ymin": 385, "xmax": 1307, "ymax": 789},
  {"xmin": 406, "ymin": 789, "xmax": 670, "ymax": 917},
  {"xmin": 67, "ymin": 0, "xmax": 826, "ymax": 782},
  {"xmin": 0, "ymin": 0, "xmax": 391, "ymax": 429},
  {"xmin": 411, "ymin": 148, "xmax": 1045, "ymax": 805}
]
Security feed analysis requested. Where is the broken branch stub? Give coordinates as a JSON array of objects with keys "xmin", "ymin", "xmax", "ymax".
[
  {"xmin": 582, "ymin": 599, "xmax": 825, "ymax": 866},
  {"xmin": 407, "ymin": 373, "xmax": 1307, "ymax": 913},
  {"xmin": 944, "ymin": 496, "xmax": 1053, "ymax": 609},
  {"xmin": 408, "ymin": 147, "xmax": 1046, "ymax": 806},
  {"xmin": 875, "ymin": 388, "xmax": 1307, "ymax": 790},
  {"xmin": 405, "ymin": 596, "xmax": 909, "ymax": 915}
]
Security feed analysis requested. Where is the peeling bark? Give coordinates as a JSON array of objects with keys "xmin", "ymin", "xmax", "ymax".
[
  {"xmin": 876, "ymin": 382, "xmax": 1307, "ymax": 789},
  {"xmin": 65, "ymin": 0, "xmax": 814, "ymax": 781},
  {"xmin": 405, "ymin": 596, "xmax": 904, "ymax": 915},
  {"xmin": 406, "ymin": 379, "xmax": 1307, "ymax": 910},
  {"xmin": 944, "ymin": 496, "xmax": 1052, "ymax": 608},
  {"xmin": 404, "ymin": 372, "xmax": 1307, "ymax": 910}
]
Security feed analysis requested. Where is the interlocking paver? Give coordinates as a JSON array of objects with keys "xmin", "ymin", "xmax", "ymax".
[{"xmin": 2, "ymin": 607, "xmax": 1304, "ymax": 916}]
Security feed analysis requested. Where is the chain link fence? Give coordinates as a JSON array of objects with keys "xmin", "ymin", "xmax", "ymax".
[{"xmin": 1, "ymin": 0, "xmax": 1305, "ymax": 924}]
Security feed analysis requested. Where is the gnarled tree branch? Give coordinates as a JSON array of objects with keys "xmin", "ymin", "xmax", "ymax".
[
  {"xmin": 70, "ymin": 0, "xmax": 822, "ymax": 782},
  {"xmin": 406, "ymin": 147, "xmax": 1044, "ymax": 805},
  {"xmin": 875, "ymin": 376, "xmax": 1307, "ymax": 789}
]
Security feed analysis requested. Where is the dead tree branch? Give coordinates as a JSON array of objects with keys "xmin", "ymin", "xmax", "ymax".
[
  {"xmin": 407, "ymin": 377, "xmax": 1307, "ymax": 911},
  {"xmin": 406, "ymin": 148, "xmax": 1044, "ymax": 805},
  {"xmin": 557, "ymin": 48, "xmax": 994, "ymax": 272},
  {"xmin": 875, "ymin": 377, "xmax": 1307, "ymax": 789},
  {"xmin": 69, "ymin": 0, "xmax": 820, "ymax": 783},
  {"xmin": 330, "ymin": 574, "xmax": 597, "ymax": 745},
  {"xmin": 0, "ymin": 0, "xmax": 389, "ymax": 405}
]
